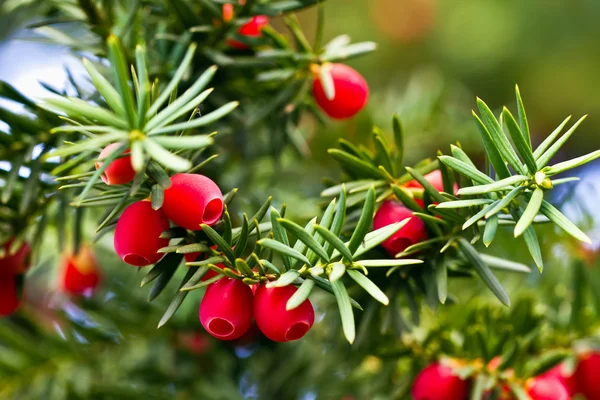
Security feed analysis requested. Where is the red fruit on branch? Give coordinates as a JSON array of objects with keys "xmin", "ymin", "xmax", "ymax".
[
  {"xmin": 405, "ymin": 170, "xmax": 459, "ymax": 207},
  {"xmin": 0, "ymin": 276, "xmax": 21, "ymax": 317},
  {"xmin": 60, "ymin": 245, "xmax": 101, "ymax": 296},
  {"xmin": 114, "ymin": 201, "xmax": 170, "ymax": 266},
  {"xmin": 577, "ymin": 352, "xmax": 600, "ymax": 399},
  {"xmin": 411, "ymin": 362, "xmax": 469, "ymax": 400},
  {"xmin": 95, "ymin": 143, "xmax": 135, "ymax": 185},
  {"xmin": 540, "ymin": 363, "xmax": 578, "ymax": 396},
  {"xmin": 227, "ymin": 15, "xmax": 268, "ymax": 49},
  {"xmin": 253, "ymin": 284, "xmax": 314, "ymax": 342},
  {"xmin": 0, "ymin": 238, "xmax": 30, "ymax": 276},
  {"xmin": 526, "ymin": 375, "xmax": 570, "ymax": 400},
  {"xmin": 312, "ymin": 63, "xmax": 369, "ymax": 119},
  {"xmin": 199, "ymin": 278, "xmax": 254, "ymax": 340},
  {"xmin": 222, "ymin": 3, "xmax": 234, "ymax": 23},
  {"xmin": 373, "ymin": 200, "xmax": 428, "ymax": 256},
  {"xmin": 162, "ymin": 173, "xmax": 224, "ymax": 231}
]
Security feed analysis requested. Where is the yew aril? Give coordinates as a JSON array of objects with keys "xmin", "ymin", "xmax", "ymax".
[
  {"xmin": 162, "ymin": 173, "xmax": 224, "ymax": 231},
  {"xmin": 253, "ymin": 284, "xmax": 314, "ymax": 342},
  {"xmin": 373, "ymin": 200, "xmax": 428, "ymax": 256},
  {"xmin": 312, "ymin": 63, "xmax": 369, "ymax": 119},
  {"xmin": 114, "ymin": 201, "xmax": 170, "ymax": 267},
  {"xmin": 199, "ymin": 278, "xmax": 254, "ymax": 341},
  {"xmin": 95, "ymin": 143, "xmax": 135, "ymax": 185},
  {"xmin": 412, "ymin": 362, "xmax": 469, "ymax": 400},
  {"xmin": 60, "ymin": 245, "xmax": 101, "ymax": 296}
]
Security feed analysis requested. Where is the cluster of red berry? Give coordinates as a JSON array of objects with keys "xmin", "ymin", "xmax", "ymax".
[
  {"xmin": 412, "ymin": 353, "xmax": 600, "ymax": 400},
  {"xmin": 373, "ymin": 170, "xmax": 456, "ymax": 257},
  {"xmin": 224, "ymin": 11, "xmax": 369, "ymax": 120},
  {"xmin": 0, "ymin": 239, "xmax": 30, "ymax": 316},
  {"xmin": 97, "ymin": 144, "xmax": 315, "ymax": 342}
]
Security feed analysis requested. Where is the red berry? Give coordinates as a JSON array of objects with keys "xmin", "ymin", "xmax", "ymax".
[
  {"xmin": 199, "ymin": 278, "xmax": 254, "ymax": 340},
  {"xmin": 577, "ymin": 352, "xmax": 600, "ymax": 399},
  {"xmin": 0, "ymin": 238, "xmax": 30, "ymax": 276},
  {"xmin": 540, "ymin": 363, "xmax": 578, "ymax": 396},
  {"xmin": 253, "ymin": 284, "xmax": 314, "ymax": 342},
  {"xmin": 162, "ymin": 173, "xmax": 224, "ymax": 231},
  {"xmin": 412, "ymin": 362, "xmax": 469, "ymax": 400},
  {"xmin": 373, "ymin": 200, "xmax": 428, "ymax": 256},
  {"xmin": 60, "ymin": 245, "xmax": 101, "ymax": 296},
  {"xmin": 405, "ymin": 170, "xmax": 459, "ymax": 207},
  {"xmin": 312, "ymin": 63, "xmax": 369, "ymax": 119},
  {"xmin": 114, "ymin": 201, "xmax": 170, "ymax": 266},
  {"xmin": 227, "ymin": 15, "xmax": 268, "ymax": 49},
  {"xmin": 526, "ymin": 375, "xmax": 570, "ymax": 400},
  {"xmin": 222, "ymin": 3, "xmax": 234, "ymax": 23},
  {"xmin": 95, "ymin": 143, "xmax": 135, "ymax": 185},
  {"xmin": 0, "ymin": 276, "xmax": 21, "ymax": 316}
]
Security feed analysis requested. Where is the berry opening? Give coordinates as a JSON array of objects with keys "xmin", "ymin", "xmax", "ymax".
[
  {"xmin": 285, "ymin": 322, "xmax": 310, "ymax": 341},
  {"xmin": 123, "ymin": 254, "xmax": 150, "ymax": 266},
  {"xmin": 203, "ymin": 198, "xmax": 224, "ymax": 225},
  {"xmin": 207, "ymin": 317, "xmax": 235, "ymax": 337}
]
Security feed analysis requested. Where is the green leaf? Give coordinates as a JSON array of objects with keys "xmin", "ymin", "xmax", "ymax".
[
  {"xmin": 267, "ymin": 270, "xmax": 300, "ymax": 288},
  {"xmin": 148, "ymin": 101, "xmax": 239, "ymax": 135},
  {"xmin": 472, "ymin": 112, "xmax": 512, "ymax": 180},
  {"xmin": 329, "ymin": 186, "xmax": 347, "ymax": 240},
  {"xmin": 135, "ymin": 44, "xmax": 150, "ymax": 128},
  {"xmin": 292, "ymin": 217, "xmax": 317, "ymax": 260},
  {"xmin": 152, "ymin": 134, "xmax": 214, "ymax": 150},
  {"xmin": 177, "ymin": 243, "xmax": 211, "ymax": 254},
  {"xmin": 146, "ymin": 160, "xmax": 172, "ymax": 188},
  {"xmin": 436, "ymin": 199, "xmax": 494, "ymax": 209},
  {"xmin": 269, "ymin": 207, "xmax": 292, "ymax": 270},
  {"xmin": 483, "ymin": 214, "xmax": 498, "ymax": 247},
  {"xmin": 151, "ymin": 184, "xmax": 164, "ymax": 210},
  {"xmin": 107, "ymin": 35, "xmax": 137, "ymax": 127},
  {"xmin": 319, "ymin": 63, "xmax": 335, "ymax": 100},
  {"xmin": 510, "ymin": 208, "xmax": 544, "ymax": 272},
  {"xmin": 147, "ymin": 253, "xmax": 183, "ymax": 301},
  {"xmin": 347, "ymin": 187, "xmax": 376, "ymax": 254},
  {"xmin": 145, "ymin": 66, "xmax": 217, "ymax": 131},
  {"xmin": 286, "ymin": 279, "xmax": 315, "ymax": 311},
  {"xmin": 328, "ymin": 149, "xmax": 389, "ymax": 180},
  {"xmin": 322, "ymin": 41, "xmax": 377, "ymax": 62},
  {"xmin": 508, "ymin": 383, "xmax": 530, "ymax": 400},
  {"xmin": 515, "ymin": 85, "xmax": 531, "ymax": 150},
  {"xmin": 279, "ymin": 218, "xmax": 330, "ymax": 263},
  {"xmin": 435, "ymin": 263, "xmax": 448, "ymax": 304},
  {"xmin": 515, "ymin": 188, "xmax": 543, "ymax": 238},
  {"xmin": 532, "ymin": 115, "xmax": 572, "ymax": 159},
  {"xmin": 476, "ymin": 98, "xmax": 526, "ymax": 175},
  {"xmin": 158, "ymin": 266, "xmax": 198, "ymax": 328},
  {"xmin": 82, "ymin": 58, "xmax": 125, "ymax": 117},
  {"xmin": 392, "ymin": 114, "xmax": 404, "ymax": 169},
  {"xmin": 470, "ymin": 375, "xmax": 486, "ymax": 400},
  {"xmin": 457, "ymin": 238, "xmax": 510, "ymax": 306},
  {"xmin": 544, "ymin": 149, "xmax": 600, "ymax": 176},
  {"xmin": 373, "ymin": 128, "xmax": 395, "ymax": 176},
  {"xmin": 146, "ymin": 43, "xmax": 197, "ymax": 117},
  {"xmin": 234, "ymin": 214, "xmax": 249, "ymax": 257},
  {"xmin": 406, "ymin": 167, "xmax": 446, "ymax": 203},
  {"xmin": 536, "ymin": 115, "xmax": 587, "ymax": 168},
  {"xmin": 45, "ymin": 131, "xmax": 127, "ymax": 159},
  {"xmin": 329, "ymin": 262, "xmax": 346, "ymax": 282},
  {"xmin": 331, "ymin": 280, "xmax": 356, "ymax": 344},
  {"xmin": 540, "ymin": 200, "xmax": 591, "ymax": 243},
  {"xmin": 356, "ymin": 259, "xmax": 423, "ymax": 267},
  {"xmin": 144, "ymin": 139, "xmax": 192, "ymax": 171},
  {"xmin": 130, "ymin": 140, "xmax": 145, "ymax": 172},
  {"xmin": 257, "ymin": 238, "xmax": 311, "ymax": 266},
  {"xmin": 484, "ymin": 186, "xmax": 525, "ymax": 219},
  {"xmin": 439, "ymin": 156, "xmax": 494, "ymax": 185},
  {"xmin": 347, "ymin": 269, "xmax": 389, "ymax": 305},
  {"xmin": 503, "ymin": 107, "xmax": 537, "ymax": 174},
  {"xmin": 479, "ymin": 254, "xmax": 531, "ymax": 273},
  {"xmin": 42, "ymin": 97, "xmax": 128, "ymax": 129},
  {"xmin": 457, "ymin": 175, "xmax": 529, "ymax": 196},
  {"xmin": 313, "ymin": 225, "xmax": 353, "ymax": 261},
  {"xmin": 200, "ymin": 224, "xmax": 237, "ymax": 264},
  {"xmin": 2, "ymin": 158, "xmax": 21, "ymax": 204}
]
